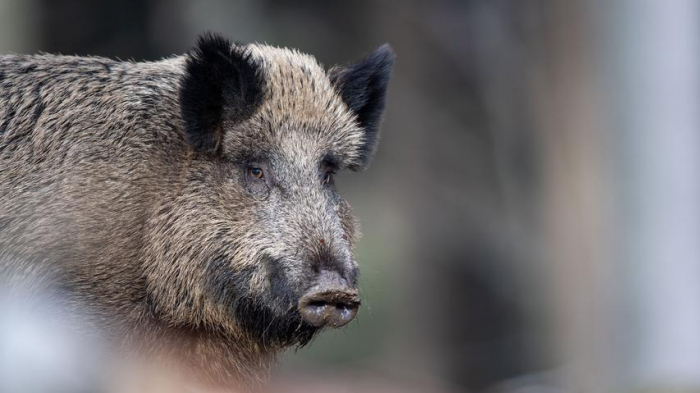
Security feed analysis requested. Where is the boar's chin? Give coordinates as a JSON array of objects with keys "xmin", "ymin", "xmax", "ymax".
[{"xmin": 233, "ymin": 300, "xmax": 319, "ymax": 347}]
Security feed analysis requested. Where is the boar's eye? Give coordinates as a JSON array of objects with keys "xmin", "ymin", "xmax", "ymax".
[
  {"xmin": 322, "ymin": 170, "xmax": 335, "ymax": 185},
  {"xmin": 244, "ymin": 163, "xmax": 270, "ymax": 196},
  {"xmin": 248, "ymin": 167, "xmax": 264, "ymax": 180}
]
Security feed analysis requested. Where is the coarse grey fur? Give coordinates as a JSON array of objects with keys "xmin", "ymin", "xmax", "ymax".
[{"xmin": 0, "ymin": 34, "xmax": 394, "ymax": 389}]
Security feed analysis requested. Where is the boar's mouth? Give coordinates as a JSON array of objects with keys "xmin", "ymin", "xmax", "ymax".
[{"xmin": 206, "ymin": 256, "xmax": 320, "ymax": 347}]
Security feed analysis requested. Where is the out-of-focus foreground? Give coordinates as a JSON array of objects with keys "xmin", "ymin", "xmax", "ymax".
[{"xmin": 1, "ymin": 0, "xmax": 699, "ymax": 392}]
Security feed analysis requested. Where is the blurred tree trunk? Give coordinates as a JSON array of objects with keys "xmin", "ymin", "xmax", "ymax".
[
  {"xmin": 537, "ymin": 0, "xmax": 617, "ymax": 389},
  {"xmin": 541, "ymin": 0, "xmax": 700, "ymax": 391},
  {"xmin": 599, "ymin": 0, "xmax": 700, "ymax": 390}
]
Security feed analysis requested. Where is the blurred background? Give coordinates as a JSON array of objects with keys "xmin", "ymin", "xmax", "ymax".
[{"xmin": 2, "ymin": 0, "xmax": 699, "ymax": 392}]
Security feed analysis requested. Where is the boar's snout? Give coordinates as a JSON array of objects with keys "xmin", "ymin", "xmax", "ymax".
[{"xmin": 298, "ymin": 270, "xmax": 360, "ymax": 328}]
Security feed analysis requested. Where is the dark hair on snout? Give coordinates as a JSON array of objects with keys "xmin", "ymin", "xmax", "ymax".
[{"xmin": 206, "ymin": 256, "xmax": 319, "ymax": 347}]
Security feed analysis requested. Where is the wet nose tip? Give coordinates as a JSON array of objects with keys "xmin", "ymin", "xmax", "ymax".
[
  {"xmin": 298, "ymin": 289, "xmax": 360, "ymax": 328},
  {"xmin": 298, "ymin": 271, "xmax": 360, "ymax": 328}
]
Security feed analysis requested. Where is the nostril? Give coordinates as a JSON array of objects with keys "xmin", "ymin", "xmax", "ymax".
[{"xmin": 308, "ymin": 300, "xmax": 326, "ymax": 308}]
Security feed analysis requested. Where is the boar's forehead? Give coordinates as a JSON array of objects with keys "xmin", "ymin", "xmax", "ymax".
[{"xmin": 221, "ymin": 45, "xmax": 366, "ymax": 168}]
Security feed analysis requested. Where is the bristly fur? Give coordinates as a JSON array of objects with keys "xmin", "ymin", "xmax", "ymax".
[
  {"xmin": 329, "ymin": 44, "xmax": 395, "ymax": 169},
  {"xmin": 180, "ymin": 33, "xmax": 265, "ymax": 155},
  {"xmin": 0, "ymin": 33, "xmax": 394, "ymax": 390}
]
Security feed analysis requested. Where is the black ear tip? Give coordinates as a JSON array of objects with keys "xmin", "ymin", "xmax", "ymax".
[
  {"xmin": 197, "ymin": 31, "xmax": 229, "ymax": 45},
  {"xmin": 197, "ymin": 31, "xmax": 225, "ymax": 44},
  {"xmin": 193, "ymin": 32, "xmax": 234, "ymax": 58},
  {"xmin": 376, "ymin": 43, "xmax": 396, "ymax": 61},
  {"xmin": 369, "ymin": 44, "xmax": 396, "ymax": 71}
]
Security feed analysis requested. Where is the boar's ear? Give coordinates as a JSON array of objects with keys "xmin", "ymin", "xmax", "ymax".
[
  {"xmin": 329, "ymin": 44, "xmax": 395, "ymax": 170},
  {"xmin": 180, "ymin": 33, "xmax": 264, "ymax": 155}
]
